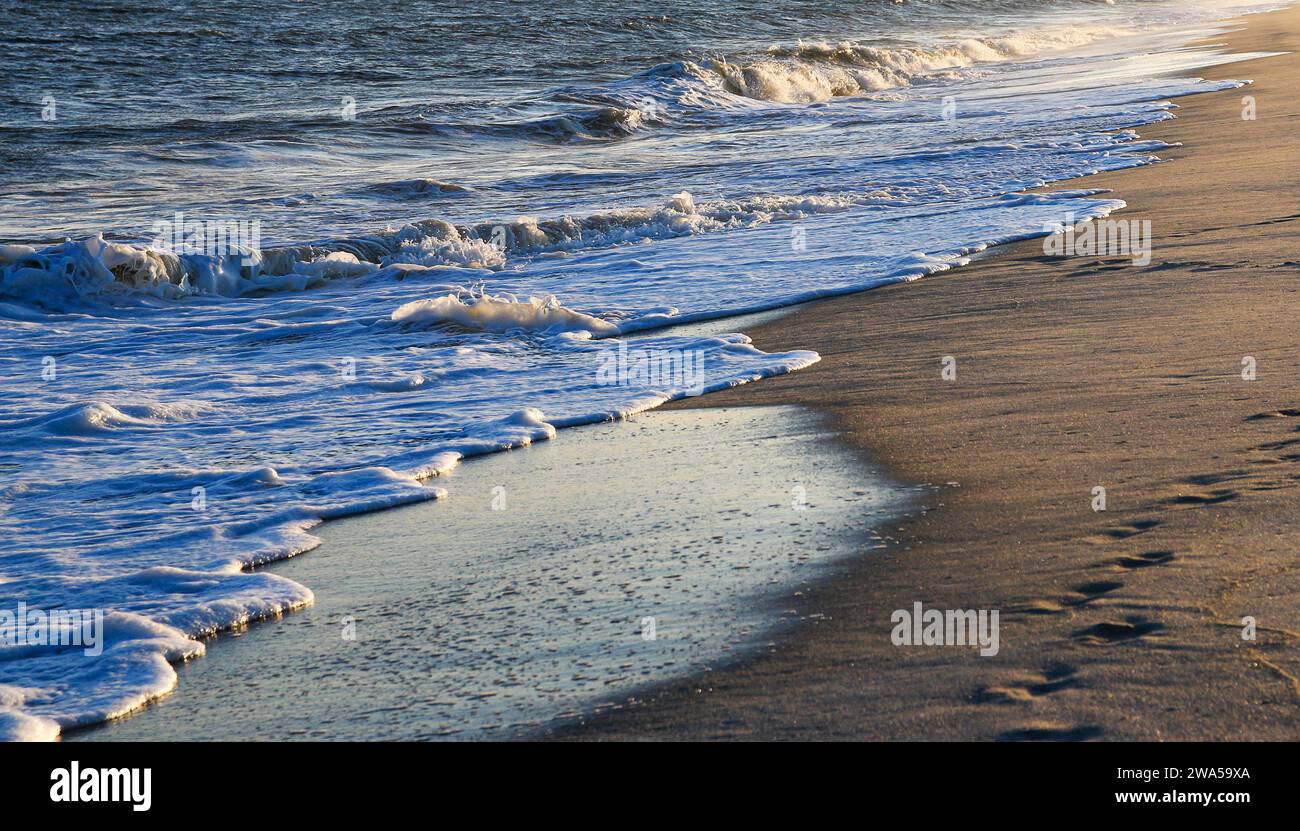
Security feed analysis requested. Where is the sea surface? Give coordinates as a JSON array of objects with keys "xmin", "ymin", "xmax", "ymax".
[{"xmin": 0, "ymin": 0, "xmax": 1283, "ymax": 739}]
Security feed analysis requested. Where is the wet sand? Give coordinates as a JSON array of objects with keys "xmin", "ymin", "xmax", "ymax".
[
  {"xmin": 68, "ymin": 405, "xmax": 905, "ymax": 740},
  {"xmin": 563, "ymin": 4, "xmax": 1300, "ymax": 740}
]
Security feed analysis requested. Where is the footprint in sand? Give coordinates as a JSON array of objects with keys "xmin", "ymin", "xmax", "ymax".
[
  {"xmin": 1167, "ymin": 488, "xmax": 1238, "ymax": 507},
  {"xmin": 1074, "ymin": 580, "xmax": 1124, "ymax": 600},
  {"xmin": 1182, "ymin": 470, "xmax": 1251, "ymax": 486},
  {"xmin": 1010, "ymin": 581, "xmax": 1122, "ymax": 616},
  {"xmin": 1252, "ymin": 436, "xmax": 1300, "ymax": 453},
  {"xmin": 1086, "ymin": 519, "xmax": 1162, "ymax": 545},
  {"xmin": 1011, "ymin": 599, "xmax": 1069, "ymax": 615},
  {"xmin": 1105, "ymin": 550, "xmax": 1176, "ymax": 571},
  {"xmin": 977, "ymin": 666, "xmax": 1081, "ymax": 704},
  {"xmin": 1249, "ymin": 481, "xmax": 1296, "ymax": 492},
  {"xmin": 997, "ymin": 722, "xmax": 1104, "ymax": 742},
  {"xmin": 1074, "ymin": 617, "xmax": 1164, "ymax": 645},
  {"xmin": 1245, "ymin": 408, "xmax": 1300, "ymax": 420}
]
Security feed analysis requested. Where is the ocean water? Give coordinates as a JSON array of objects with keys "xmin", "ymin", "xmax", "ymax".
[{"xmin": 0, "ymin": 0, "xmax": 1283, "ymax": 740}]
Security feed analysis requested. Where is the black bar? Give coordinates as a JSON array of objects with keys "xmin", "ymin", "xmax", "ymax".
[{"xmin": 2, "ymin": 741, "xmax": 1277, "ymax": 817}]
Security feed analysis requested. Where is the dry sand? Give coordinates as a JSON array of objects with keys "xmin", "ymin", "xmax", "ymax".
[{"xmin": 562, "ymin": 4, "xmax": 1300, "ymax": 740}]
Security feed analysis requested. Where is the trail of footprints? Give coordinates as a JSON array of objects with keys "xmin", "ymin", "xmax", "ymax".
[
  {"xmin": 987, "ymin": 407, "xmax": 1300, "ymax": 740},
  {"xmin": 983, "ymin": 533, "xmax": 1175, "ymax": 741},
  {"xmin": 1007, "ymin": 532, "xmax": 1176, "ymax": 647}
]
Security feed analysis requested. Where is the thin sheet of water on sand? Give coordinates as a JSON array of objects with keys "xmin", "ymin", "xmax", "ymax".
[{"xmin": 70, "ymin": 404, "xmax": 908, "ymax": 741}]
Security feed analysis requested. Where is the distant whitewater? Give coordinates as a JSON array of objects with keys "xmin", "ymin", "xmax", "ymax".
[{"xmin": 0, "ymin": 0, "xmax": 1285, "ymax": 739}]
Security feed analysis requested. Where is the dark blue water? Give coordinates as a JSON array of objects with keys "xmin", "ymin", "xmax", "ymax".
[{"xmin": 1, "ymin": 0, "xmax": 1178, "ymax": 243}]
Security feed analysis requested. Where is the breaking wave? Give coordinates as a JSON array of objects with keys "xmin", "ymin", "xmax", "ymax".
[
  {"xmin": 688, "ymin": 25, "xmax": 1134, "ymax": 103},
  {"xmin": 393, "ymin": 23, "xmax": 1143, "ymax": 142},
  {"xmin": 0, "ymin": 189, "xmax": 884, "ymax": 309}
]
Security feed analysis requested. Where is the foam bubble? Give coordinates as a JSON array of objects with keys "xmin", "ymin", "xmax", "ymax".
[{"xmin": 392, "ymin": 291, "xmax": 619, "ymax": 335}]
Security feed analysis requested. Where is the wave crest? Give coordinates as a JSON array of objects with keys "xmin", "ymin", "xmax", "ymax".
[
  {"xmin": 683, "ymin": 26, "xmax": 1134, "ymax": 103},
  {"xmin": 0, "ymin": 188, "xmax": 884, "ymax": 310}
]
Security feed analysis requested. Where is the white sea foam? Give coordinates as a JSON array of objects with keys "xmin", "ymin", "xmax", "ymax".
[
  {"xmin": 6, "ymin": 401, "xmax": 212, "ymax": 436},
  {"xmin": 393, "ymin": 291, "xmax": 621, "ymax": 335}
]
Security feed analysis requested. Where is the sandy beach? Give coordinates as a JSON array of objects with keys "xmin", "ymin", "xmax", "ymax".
[{"xmin": 561, "ymin": 3, "xmax": 1300, "ymax": 741}]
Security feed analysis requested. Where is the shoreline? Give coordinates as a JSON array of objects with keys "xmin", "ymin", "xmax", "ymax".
[
  {"xmin": 562, "ymin": 4, "xmax": 1300, "ymax": 740},
  {"xmin": 68, "ymin": 404, "xmax": 909, "ymax": 741}
]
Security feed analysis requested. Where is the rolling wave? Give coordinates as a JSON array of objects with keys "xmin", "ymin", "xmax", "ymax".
[{"xmin": 0, "ymin": 188, "xmax": 891, "ymax": 308}]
